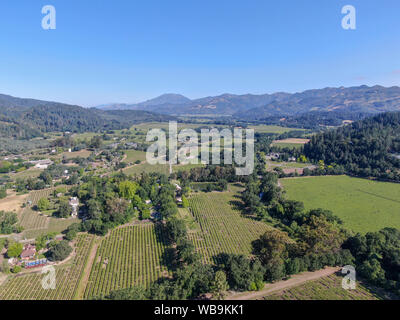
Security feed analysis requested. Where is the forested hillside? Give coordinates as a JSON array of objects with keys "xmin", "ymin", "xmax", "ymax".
[
  {"xmin": 0, "ymin": 95, "xmax": 175, "ymax": 139},
  {"xmin": 304, "ymin": 112, "xmax": 400, "ymax": 180}
]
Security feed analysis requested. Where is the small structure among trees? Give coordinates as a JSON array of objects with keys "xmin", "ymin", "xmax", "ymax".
[{"xmin": 69, "ymin": 197, "xmax": 79, "ymax": 217}]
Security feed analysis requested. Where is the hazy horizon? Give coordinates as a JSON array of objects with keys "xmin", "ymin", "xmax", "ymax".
[{"xmin": 0, "ymin": 0, "xmax": 399, "ymax": 107}]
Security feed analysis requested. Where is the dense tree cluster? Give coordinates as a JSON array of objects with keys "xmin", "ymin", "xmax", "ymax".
[
  {"xmin": 175, "ymin": 165, "xmax": 248, "ymax": 184},
  {"xmin": 47, "ymin": 240, "xmax": 73, "ymax": 261},
  {"xmin": 0, "ymin": 211, "xmax": 22, "ymax": 234},
  {"xmin": 304, "ymin": 111, "xmax": 400, "ymax": 181},
  {"xmin": 343, "ymin": 228, "xmax": 400, "ymax": 295},
  {"xmin": 70, "ymin": 173, "xmax": 179, "ymax": 235}
]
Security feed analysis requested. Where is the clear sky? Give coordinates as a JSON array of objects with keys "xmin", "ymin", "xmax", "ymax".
[{"xmin": 0, "ymin": 0, "xmax": 399, "ymax": 107}]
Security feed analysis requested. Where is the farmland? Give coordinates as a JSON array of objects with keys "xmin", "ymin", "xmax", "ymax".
[
  {"xmin": 123, "ymin": 162, "xmax": 170, "ymax": 176},
  {"xmin": 281, "ymin": 175, "xmax": 400, "ymax": 233},
  {"xmin": 83, "ymin": 223, "xmax": 171, "ymax": 299},
  {"xmin": 249, "ymin": 125, "xmax": 303, "ymax": 134},
  {"xmin": 122, "ymin": 150, "xmax": 147, "ymax": 164},
  {"xmin": 263, "ymin": 274, "xmax": 389, "ymax": 300},
  {"xmin": 270, "ymin": 139, "xmax": 309, "ymax": 150},
  {"xmin": 18, "ymin": 188, "xmax": 76, "ymax": 238},
  {"xmin": 61, "ymin": 149, "xmax": 91, "ymax": 160},
  {"xmin": 0, "ymin": 234, "xmax": 94, "ymax": 300},
  {"xmin": 187, "ymin": 192, "xmax": 273, "ymax": 264}
]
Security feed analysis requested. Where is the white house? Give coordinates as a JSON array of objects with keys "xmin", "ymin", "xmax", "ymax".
[{"xmin": 69, "ymin": 197, "xmax": 79, "ymax": 217}]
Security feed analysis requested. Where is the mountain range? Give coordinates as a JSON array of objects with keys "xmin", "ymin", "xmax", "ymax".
[
  {"xmin": 1, "ymin": 85, "xmax": 400, "ymax": 141},
  {"xmin": 96, "ymin": 85, "xmax": 400, "ymax": 119}
]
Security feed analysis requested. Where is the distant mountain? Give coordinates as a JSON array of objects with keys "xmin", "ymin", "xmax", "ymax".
[
  {"xmin": 95, "ymin": 86, "xmax": 400, "ymax": 117},
  {"xmin": 96, "ymin": 94, "xmax": 192, "ymax": 111},
  {"xmin": 137, "ymin": 93, "xmax": 192, "ymax": 107},
  {"xmin": 236, "ymin": 85, "xmax": 400, "ymax": 120}
]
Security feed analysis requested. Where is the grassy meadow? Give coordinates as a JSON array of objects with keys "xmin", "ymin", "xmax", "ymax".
[{"xmin": 281, "ymin": 175, "xmax": 400, "ymax": 234}]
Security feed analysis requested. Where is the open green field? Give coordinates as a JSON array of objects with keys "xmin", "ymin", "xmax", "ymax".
[
  {"xmin": 173, "ymin": 163, "xmax": 205, "ymax": 173},
  {"xmin": 122, "ymin": 150, "xmax": 147, "ymax": 164},
  {"xmin": 249, "ymin": 125, "xmax": 303, "ymax": 134},
  {"xmin": 61, "ymin": 149, "xmax": 91, "ymax": 159},
  {"xmin": 272, "ymin": 142, "xmax": 304, "ymax": 149},
  {"xmin": 11, "ymin": 168, "xmax": 42, "ymax": 180},
  {"xmin": 123, "ymin": 162, "xmax": 170, "ymax": 176},
  {"xmin": 187, "ymin": 192, "xmax": 274, "ymax": 264},
  {"xmin": 281, "ymin": 175, "xmax": 400, "ymax": 234},
  {"xmin": 0, "ymin": 234, "xmax": 94, "ymax": 300},
  {"xmin": 264, "ymin": 274, "xmax": 389, "ymax": 300},
  {"xmin": 266, "ymin": 160, "xmax": 314, "ymax": 170},
  {"xmin": 84, "ymin": 224, "xmax": 171, "ymax": 299}
]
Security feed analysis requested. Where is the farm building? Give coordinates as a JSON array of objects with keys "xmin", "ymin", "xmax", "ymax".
[
  {"xmin": 29, "ymin": 159, "xmax": 53, "ymax": 169},
  {"xmin": 20, "ymin": 244, "xmax": 36, "ymax": 260}
]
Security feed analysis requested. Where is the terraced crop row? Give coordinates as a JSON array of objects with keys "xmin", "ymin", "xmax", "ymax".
[
  {"xmin": 264, "ymin": 274, "xmax": 386, "ymax": 300},
  {"xmin": 27, "ymin": 189, "xmax": 54, "ymax": 205},
  {"xmin": 188, "ymin": 192, "xmax": 273, "ymax": 264},
  {"xmin": 83, "ymin": 224, "xmax": 171, "ymax": 299},
  {"xmin": 19, "ymin": 207, "xmax": 48, "ymax": 230},
  {"xmin": 0, "ymin": 234, "xmax": 94, "ymax": 300}
]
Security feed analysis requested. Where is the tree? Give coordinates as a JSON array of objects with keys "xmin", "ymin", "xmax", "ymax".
[
  {"xmin": 176, "ymin": 240, "xmax": 199, "ymax": 266},
  {"xmin": 218, "ymin": 254, "xmax": 265, "ymax": 291},
  {"xmin": 11, "ymin": 265, "xmax": 22, "ymax": 273},
  {"xmin": 359, "ymin": 258, "xmax": 386, "ymax": 285},
  {"xmin": 181, "ymin": 195, "xmax": 189, "ymax": 208},
  {"xmin": 119, "ymin": 180, "xmax": 139, "ymax": 200},
  {"xmin": 37, "ymin": 198, "xmax": 50, "ymax": 212},
  {"xmin": 58, "ymin": 200, "xmax": 72, "ymax": 218},
  {"xmin": 105, "ymin": 198, "xmax": 130, "ymax": 224},
  {"xmin": 105, "ymin": 286, "xmax": 148, "ymax": 300},
  {"xmin": 7, "ymin": 242, "xmax": 23, "ymax": 258},
  {"xmin": 0, "ymin": 211, "xmax": 19, "ymax": 234},
  {"xmin": 89, "ymin": 136, "xmax": 103, "ymax": 149},
  {"xmin": 211, "ymin": 271, "xmax": 229, "ymax": 300},
  {"xmin": 0, "ymin": 188, "xmax": 6, "ymax": 199},
  {"xmin": 299, "ymin": 215, "xmax": 346, "ymax": 255},
  {"xmin": 39, "ymin": 171, "xmax": 52, "ymax": 185},
  {"xmin": 166, "ymin": 218, "xmax": 187, "ymax": 244},
  {"xmin": 48, "ymin": 240, "xmax": 72, "ymax": 261},
  {"xmin": 65, "ymin": 223, "xmax": 81, "ymax": 241}
]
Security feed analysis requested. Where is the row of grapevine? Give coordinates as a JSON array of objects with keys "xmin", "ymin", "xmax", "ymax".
[
  {"xmin": 188, "ymin": 192, "xmax": 273, "ymax": 264},
  {"xmin": 19, "ymin": 207, "xmax": 48, "ymax": 230},
  {"xmin": 0, "ymin": 234, "xmax": 95, "ymax": 300},
  {"xmin": 83, "ymin": 224, "xmax": 171, "ymax": 299}
]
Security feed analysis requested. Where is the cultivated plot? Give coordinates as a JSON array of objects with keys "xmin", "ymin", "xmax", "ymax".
[{"xmin": 281, "ymin": 175, "xmax": 400, "ymax": 233}]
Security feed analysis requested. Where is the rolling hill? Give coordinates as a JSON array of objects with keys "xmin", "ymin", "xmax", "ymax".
[{"xmin": 0, "ymin": 94, "xmax": 175, "ymax": 138}]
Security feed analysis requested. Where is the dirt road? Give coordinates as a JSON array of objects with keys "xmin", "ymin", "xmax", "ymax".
[{"xmin": 226, "ymin": 267, "xmax": 341, "ymax": 300}]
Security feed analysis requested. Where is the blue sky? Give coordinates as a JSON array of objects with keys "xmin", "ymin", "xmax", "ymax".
[{"xmin": 0, "ymin": 0, "xmax": 399, "ymax": 107}]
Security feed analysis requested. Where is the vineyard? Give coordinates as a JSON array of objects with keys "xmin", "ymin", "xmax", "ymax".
[
  {"xmin": 83, "ymin": 223, "xmax": 171, "ymax": 299},
  {"xmin": 16, "ymin": 188, "xmax": 77, "ymax": 239},
  {"xmin": 188, "ymin": 192, "xmax": 273, "ymax": 264},
  {"xmin": 0, "ymin": 233, "xmax": 94, "ymax": 300},
  {"xmin": 263, "ymin": 274, "xmax": 389, "ymax": 300},
  {"xmin": 18, "ymin": 189, "xmax": 53, "ymax": 232}
]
